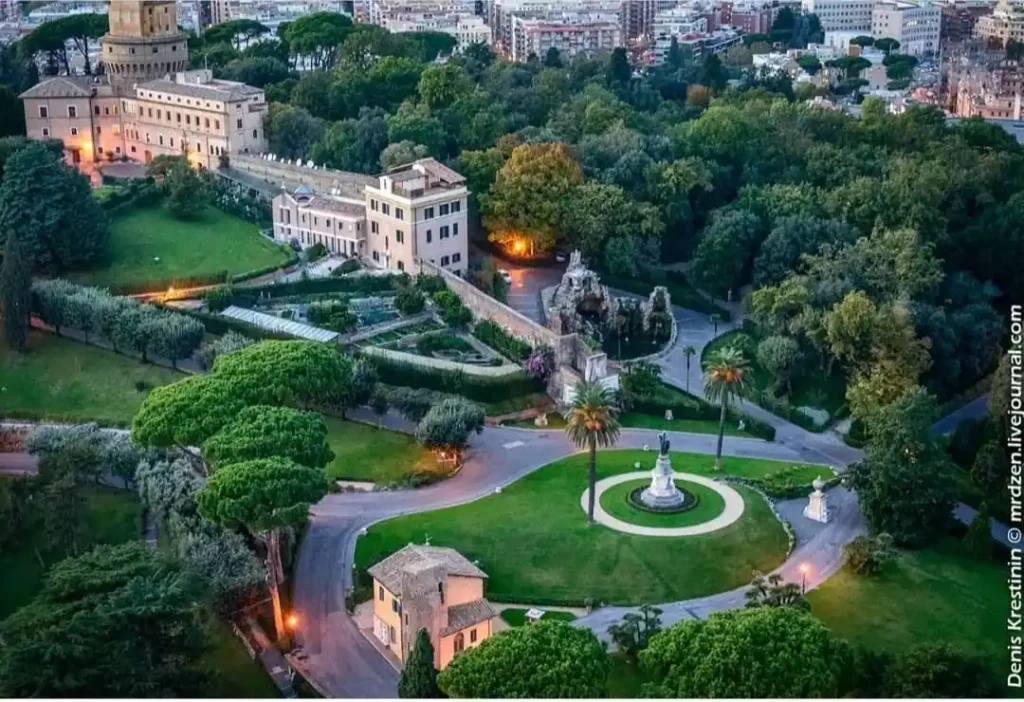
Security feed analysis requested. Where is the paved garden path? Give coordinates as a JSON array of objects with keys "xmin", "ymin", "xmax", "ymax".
[{"xmin": 292, "ymin": 423, "xmax": 850, "ymax": 698}]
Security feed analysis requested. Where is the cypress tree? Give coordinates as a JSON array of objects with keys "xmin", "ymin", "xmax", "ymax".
[
  {"xmin": 0, "ymin": 229, "xmax": 30, "ymax": 351},
  {"xmin": 963, "ymin": 503, "xmax": 994, "ymax": 559},
  {"xmin": 399, "ymin": 629, "xmax": 443, "ymax": 698}
]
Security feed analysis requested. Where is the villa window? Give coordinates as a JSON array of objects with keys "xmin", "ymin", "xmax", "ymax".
[
  {"xmin": 441, "ymin": 255, "xmax": 450, "ymax": 266},
  {"xmin": 370, "ymin": 199, "xmax": 378, "ymax": 212},
  {"xmin": 371, "ymin": 221, "xmax": 379, "ymax": 234},
  {"xmin": 396, "ymin": 207, "xmax": 404, "ymax": 221},
  {"xmin": 41, "ymin": 127, "xmax": 49, "ymax": 137},
  {"xmin": 382, "ymin": 203, "xmax": 391, "ymax": 216},
  {"xmin": 373, "ymin": 251, "xmax": 380, "ymax": 262},
  {"xmin": 439, "ymin": 203, "xmax": 450, "ymax": 216},
  {"xmin": 438, "ymin": 582, "xmax": 444, "ymax": 604},
  {"xmin": 440, "ymin": 225, "xmax": 450, "ymax": 240},
  {"xmin": 453, "ymin": 253, "xmax": 461, "ymax": 263},
  {"xmin": 67, "ymin": 105, "xmax": 77, "ymax": 118},
  {"xmin": 424, "ymin": 206, "xmax": 434, "ymax": 219},
  {"xmin": 396, "ymin": 230, "xmax": 404, "ymax": 244},
  {"xmin": 94, "ymin": 105, "xmax": 100, "ymax": 116},
  {"xmin": 69, "ymin": 127, "xmax": 78, "ymax": 136},
  {"xmin": 426, "ymin": 229, "xmax": 432, "ymax": 243},
  {"xmin": 454, "ymin": 632, "xmax": 465, "ymax": 653},
  {"xmin": 237, "ymin": 118, "xmax": 242, "ymax": 129},
  {"xmin": 470, "ymin": 628, "xmax": 477, "ymax": 643},
  {"xmin": 451, "ymin": 200, "xmax": 461, "ymax": 213},
  {"xmin": 398, "ymin": 260, "xmax": 405, "ymax": 272},
  {"xmin": 453, "ymin": 223, "xmax": 459, "ymax": 237},
  {"xmin": 38, "ymin": 106, "xmax": 47, "ymax": 118}
]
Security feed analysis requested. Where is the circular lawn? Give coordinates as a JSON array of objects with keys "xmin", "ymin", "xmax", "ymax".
[
  {"xmin": 601, "ymin": 479, "xmax": 726, "ymax": 528},
  {"xmin": 355, "ymin": 450, "xmax": 825, "ymax": 606}
]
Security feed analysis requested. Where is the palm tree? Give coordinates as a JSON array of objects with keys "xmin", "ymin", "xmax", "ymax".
[
  {"xmin": 703, "ymin": 346, "xmax": 751, "ymax": 471},
  {"xmin": 564, "ymin": 378, "xmax": 621, "ymax": 524},
  {"xmin": 682, "ymin": 345, "xmax": 697, "ymax": 392}
]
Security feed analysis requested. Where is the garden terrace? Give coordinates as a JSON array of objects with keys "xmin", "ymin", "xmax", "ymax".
[
  {"xmin": 220, "ymin": 306, "xmax": 340, "ymax": 342},
  {"xmin": 351, "ymin": 320, "xmax": 444, "ymax": 348},
  {"xmin": 355, "ymin": 450, "xmax": 826, "ymax": 605}
]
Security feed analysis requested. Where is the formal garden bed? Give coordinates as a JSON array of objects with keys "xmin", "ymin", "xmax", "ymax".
[
  {"xmin": 354, "ymin": 450, "xmax": 826, "ymax": 606},
  {"xmin": 71, "ymin": 203, "xmax": 291, "ymax": 292},
  {"xmin": 702, "ymin": 328, "xmax": 847, "ymax": 432},
  {"xmin": 602, "ymin": 478, "xmax": 724, "ymax": 527},
  {"xmin": 0, "ymin": 331, "xmax": 182, "ymax": 426},
  {"xmin": 499, "ymin": 607, "xmax": 577, "ymax": 627}
]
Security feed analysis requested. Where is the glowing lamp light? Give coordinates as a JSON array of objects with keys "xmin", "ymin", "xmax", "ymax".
[
  {"xmin": 799, "ymin": 563, "xmax": 810, "ymax": 575},
  {"xmin": 287, "ymin": 614, "xmax": 299, "ymax": 630}
]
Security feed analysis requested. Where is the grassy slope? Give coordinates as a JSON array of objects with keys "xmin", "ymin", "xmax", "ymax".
[
  {"xmin": 201, "ymin": 619, "xmax": 279, "ymax": 698},
  {"xmin": 75, "ymin": 204, "xmax": 288, "ymax": 288},
  {"xmin": 808, "ymin": 538, "xmax": 1006, "ymax": 678},
  {"xmin": 355, "ymin": 451, "xmax": 823, "ymax": 605},
  {"xmin": 0, "ymin": 485, "xmax": 142, "ymax": 620},
  {"xmin": 324, "ymin": 416, "xmax": 439, "ymax": 484},
  {"xmin": 0, "ymin": 332, "xmax": 181, "ymax": 425}
]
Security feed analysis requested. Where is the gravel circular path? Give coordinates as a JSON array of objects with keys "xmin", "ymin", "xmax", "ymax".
[{"xmin": 583, "ymin": 471, "xmax": 745, "ymax": 536}]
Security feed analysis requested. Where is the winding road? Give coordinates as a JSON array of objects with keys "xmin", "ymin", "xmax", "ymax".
[{"xmin": 290, "ymin": 300, "xmax": 872, "ymax": 698}]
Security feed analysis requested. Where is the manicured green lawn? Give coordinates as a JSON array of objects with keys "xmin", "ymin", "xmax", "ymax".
[
  {"xmin": 0, "ymin": 484, "xmax": 142, "ymax": 621},
  {"xmin": 0, "ymin": 332, "xmax": 181, "ymax": 425},
  {"xmin": 619, "ymin": 412, "xmax": 750, "ymax": 437},
  {"xmin": 808, "ymin": 538, "xmax": 1006, "ymax": 679},
  {"xmin": 354, "ymin": 450, "xmax": 821, "ymax": 605},
  {"xmin": 600, "ymin": 478, "xmax": 726, "ymax": 528},
  {"xmin": 201, "ymin": 619, "xmax": 279, "ymax": 698},
  {"xmin": 75, "ymin": 204, "xmax": 289, "ymax": 288},
  {"xmin": 499, "ymin": 607, "xmax": 577, "ymax": 627},
  {"xmin": 324, "ymin": 416, "xmax": 440, "ymax": 485}
]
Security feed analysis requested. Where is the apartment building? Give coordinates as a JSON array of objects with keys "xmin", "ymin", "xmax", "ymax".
[
  {"xmin": 489, "ymin": 0, "xmax": 622, "ymax": 54},
  {"xmin": 621, "ymin": 0, "xmax": 658, "ymax": 41},
  {"xmin": 872, "ymin": 0, "xmax": 942, "ymax": 54},
  {"xmin": 975, "ymin": 0, "xmax": 1024, "ymax": 45},
  {"xmin": 271, "ymin": 158, "xmax": 469, "ymax": 275},
  {"xmin": 509, "ymin": 12, "xmax": 622, "ymax": 61},
  {"xmin": 652, "ymin": 7, "xmax": 709, "ymax": 61},
  {"xmin": 940, "ymin": 0, "xmax": 994, "ymax": 42},
  {"xmin": 802, "ymin": 0, "xmax": 875, "ymax": 31}
]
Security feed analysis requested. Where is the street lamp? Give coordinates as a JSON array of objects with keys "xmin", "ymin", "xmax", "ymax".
[
  {"xmin": 287, "ymin": 614, "xmax": 299, "ymax": 630},
  {"xmin": 799, "ymin": 563, "xmax": 810, "ymax": 594}
]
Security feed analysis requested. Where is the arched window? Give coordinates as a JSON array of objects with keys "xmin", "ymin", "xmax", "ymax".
[{"xmin": 453, "ymin": 632, "xmax": 464, "ymax": 653}]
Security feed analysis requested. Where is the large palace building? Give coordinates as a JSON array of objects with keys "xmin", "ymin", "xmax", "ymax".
[{"xmin": 20, "ymin": 0, "xmax": 266, "ymax": 170}]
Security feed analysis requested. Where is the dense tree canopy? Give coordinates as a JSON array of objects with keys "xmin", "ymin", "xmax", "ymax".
[
  {"xmin": 201, "ymin": 405, "xmax": 334, "ymax": 469},
  {"xmin": 437, "ymin": 621, "xmax": 609, "ymax": 698},
  {"xmin": 641, "ymin": 607, "xmax": 854, "ymax": 697},
  {"xmin": 0, "ymin": 543, "xmax": 209, "ymax": 697}
]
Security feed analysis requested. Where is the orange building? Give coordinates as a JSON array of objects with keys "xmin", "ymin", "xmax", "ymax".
[{"xmin": 368, "ymin": 544, "xmax": 497, "ymax": 669}]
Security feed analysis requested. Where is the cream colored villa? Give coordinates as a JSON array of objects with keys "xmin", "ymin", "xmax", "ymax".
[
  {"xmin": 19, "ymin": 0, "xmax": 267, "ymax": 169},
  {"xmin": 271, "ymin": 158, "xmax": 469, "ymax": 276},
  {"xmin": 367, "ymin": 544, "xmax": 497, "ymax": 669}
]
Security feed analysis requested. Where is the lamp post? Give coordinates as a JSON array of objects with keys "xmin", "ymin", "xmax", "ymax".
[{"xmin": 799, "ymin": 563, "xmax": 809, "ymax": 594}]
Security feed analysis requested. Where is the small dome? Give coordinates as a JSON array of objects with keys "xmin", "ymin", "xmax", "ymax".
[{"xmin": 812, "ymin": 476, "xmax": 826, "ymax": 491}]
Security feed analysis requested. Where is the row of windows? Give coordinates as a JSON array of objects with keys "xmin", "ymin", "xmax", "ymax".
[
  {"xmin": 369, "ymin": 222, "xmax": 459, "ymax": 241},
  {"xmin": 369, "ymin": 199, "xmax": 463, "ymax": 220},
  {"xmin": 440, "ymin": 253, "xmax": 462, "ymax": 266},
  {"xmin": 141, "ymin": 106, "xmax": 222, "ymax": 131}
]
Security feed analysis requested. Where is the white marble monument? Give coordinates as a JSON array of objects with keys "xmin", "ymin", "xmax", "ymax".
[
  {"xmin": 640, "ymin": 432, "xmax": 686, "ymax": 509},
  {"xmin": 803, "ymin": 476, "xmax": 831, "ymax": 524}
]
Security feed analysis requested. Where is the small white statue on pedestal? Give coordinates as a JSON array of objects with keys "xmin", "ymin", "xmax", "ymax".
[
  {"xmin": 803, "ymin": 476, "xmax": 831, "ymax": 524},
  {"xmin": 664, "ymin": 409, "xmax": 674, "ymax": 421}
]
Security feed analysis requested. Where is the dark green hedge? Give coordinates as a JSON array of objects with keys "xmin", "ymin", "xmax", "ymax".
[
  {"xmin": 221, "ymin": 273, "xmax": 408, "ymax": 306},
  {"xmin": 629, "ymin": 384, "xmax": 776, "ymax": 442},
  {"xmin": 364, "ymin": 353, "xmax": 544, "ymax": 403},
  {"xmin": 229, "ymin": 255, "xmax": 299, "ymax": 284},
  {"xmin": 729, "ymin": 473, "xmax": 842, "ymax": 500}
]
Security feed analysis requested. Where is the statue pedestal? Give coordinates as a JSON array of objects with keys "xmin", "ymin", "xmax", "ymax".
[
  {"xmin": 803, "ymin": 477, "xmax": 831, "ymax": 524},
  {"xmin": 640, "ymin": 454, "xmax": 686, "ymax": 509}
]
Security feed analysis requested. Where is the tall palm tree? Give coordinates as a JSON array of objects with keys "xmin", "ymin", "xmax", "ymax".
[
  {"xmin": 703, "ymin": 346, "xmax": 751, "ymax": 471},
  {"xmin": 682, "ymin": 345, "xmax": 697, "ymax": 392},
  {"xmin": 564, "ymin": 378, "xmax": 621, "ymax": 524}
]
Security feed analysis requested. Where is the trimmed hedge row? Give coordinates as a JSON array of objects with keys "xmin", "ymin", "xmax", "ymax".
[
  {"xmin": 473, "ymin": 319, "xmax": 532, "ymax": 363},
  {"xmin": 629, "ymin": 384, "xmax": 777, "ymax": 442},
  {"xmin": 229, "ymin": 254, "xmax": 300, "ymax": 284},
  {"xmin": 111, "ymin": 272, "xmax": 229, "ymax": 296},
  {"xmin": 728, "ymin": 472, "xmax": 842, "ymax": 500},
  {"xmin": 364, "ymin": 353, "xmax": 544, "ymax": 403},
  {"xmin": 220, "ymin": 273, "xmax": 408, "ymax": 305}
]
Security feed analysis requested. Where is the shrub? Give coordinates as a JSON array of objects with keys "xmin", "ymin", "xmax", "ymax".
[
  {"xmin": 307, "ymin": 299, "xmax": 356, "ymax": 332},
  {"xmin": 205, "ymin": 286, "xmax": 234, "ymax": 313},
  {"xmin": 432, "ymin": 290, "xmax": 472, "ymax": 328},
  {"xmin": 197, "ymin": 330, "xmax": 256, "ymax": 370},
  {"xmin": 962, "ymin": 503, "xmax": 994, "ymax": 559},
  {"xmin": 525, "ymin": 345, "xmax": 555, "ymax": 380},
  {"xmin": 366, "ymin": 354, "xmax": 545, "ymax": 403},
  {"xmin": 415, "ymin": 397, "xmax": 486, "ymax": 461},
  {"xmin": 307, "ymin": 242, "xmax": 327, "ymax": 262},
  {"xmin": 416, "ymin": 273, "xmax": 447, "ymax": 294},
  {"xmin": 378, "ymin": 385, "xmax": 459, "ymax": 422},
  {"xmin": 622, "ymin": 361, "xmax": 662, "ymax": 398},
  {"xmin": 843, "ymin": 533, "xmax": 896, "ymax": 575},
  {"xmin": 337, "ymin": 258, "xmax": 361, "ymax": 274},
  {"xmin": 394, "ymin": 286, "xmax": 426, "ymax": 316},
  {"xmin": 473, "ymin": 319, "xmax": 532, "ymax": 362},
  {"xmin": 884, "ymin": 644, "xmax": 996, "ymax": 697}
]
